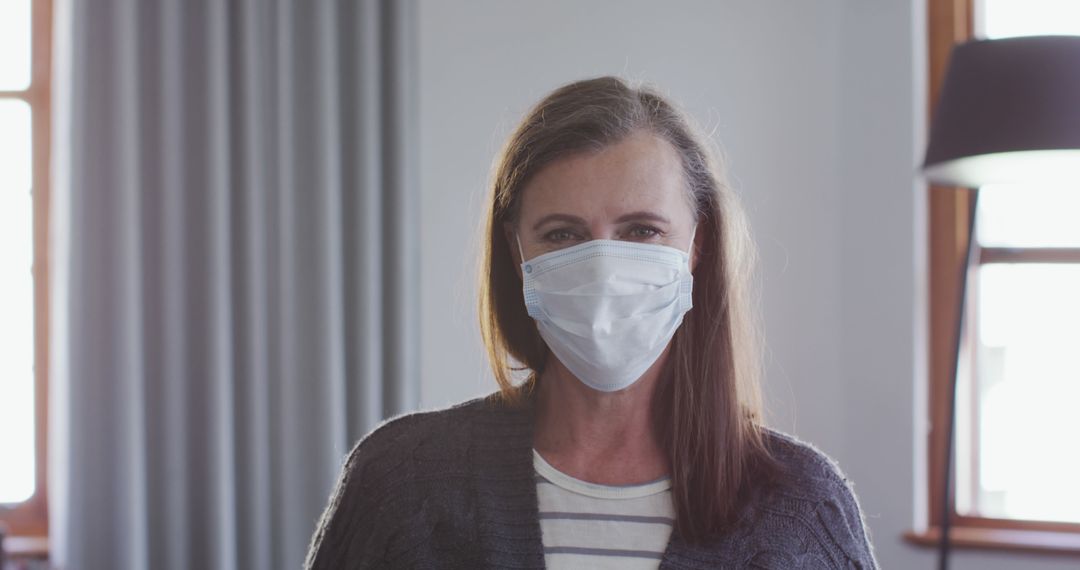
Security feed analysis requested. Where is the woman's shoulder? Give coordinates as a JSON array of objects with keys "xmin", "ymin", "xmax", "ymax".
[
  {"xmin": 339, "ymin": 389, "xmax": 537, "ymax": 486},
  {"xmin": 306, "ymin": 393, "xmax": 518, "ymax": 568},
  {"xmin": 343, "ymin": 391, "xmax": 508, "ymax": 471},
  {"xmin": 758, "ymin": 426, "xmax": 860, "ymax": 502},
  {"xmin": 747, "ymin": 426, "xmax": 880, "ymax": 568}
]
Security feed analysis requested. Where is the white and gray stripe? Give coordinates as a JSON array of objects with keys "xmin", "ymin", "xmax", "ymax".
[{"xmin": 533, "ymin": 450, "xmax": 674, "ymax": 570}]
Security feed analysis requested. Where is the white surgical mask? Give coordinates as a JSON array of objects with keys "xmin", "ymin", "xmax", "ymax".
[{"xmin": 517, "ymin": 231, "xmax": 695, "ymax": 392}]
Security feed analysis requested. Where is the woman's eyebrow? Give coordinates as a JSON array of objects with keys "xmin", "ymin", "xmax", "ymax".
[
  {"xmin": 532, "ymin": 213, "xmax": 587, "ymax": 230},
  {"xmin": 614, "ymin": 211, "xmax": 670, "ymax": 225},
  {"xmin": 532, "ymin": 211, "xmax": 672, "ymax": 230}
]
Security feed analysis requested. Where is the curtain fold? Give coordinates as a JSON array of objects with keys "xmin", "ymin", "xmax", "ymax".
[{"xmin": 48, "ymin": 1, "xmax": 418, "ymax": 568}]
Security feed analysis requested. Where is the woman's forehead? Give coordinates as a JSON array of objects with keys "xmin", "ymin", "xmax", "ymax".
[{"xmin": 518, "ymin": 131, "xmax": 694, "ymax": 224}]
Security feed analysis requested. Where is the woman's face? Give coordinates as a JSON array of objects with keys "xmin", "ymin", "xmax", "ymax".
[{"xmin": 508, "ymin": 130, "xmax": 700, "ymax": 269}]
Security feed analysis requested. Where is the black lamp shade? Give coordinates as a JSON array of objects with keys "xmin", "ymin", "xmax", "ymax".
[{"xmin": 923, "ymin": 35, "xmax": 1080, "ymax": 187}]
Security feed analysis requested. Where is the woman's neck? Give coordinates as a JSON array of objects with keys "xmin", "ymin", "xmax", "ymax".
[{"xmin": 531, "ymin": 351, "xmax": 671, "ymax": 486}]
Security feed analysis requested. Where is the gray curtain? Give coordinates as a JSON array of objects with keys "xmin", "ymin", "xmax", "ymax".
[{"xmin": 48, "ymin": 1, "xmax": 418, "ymax": 568}]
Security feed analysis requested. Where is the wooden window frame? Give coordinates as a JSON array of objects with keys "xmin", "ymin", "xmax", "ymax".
[
  {"xmin": 0, "ymin": 0, "xmax": 52, "ymax": 558},
  {"xmin": 904, "ymin": 0, "xmax": 1080, "ymax": 557}
]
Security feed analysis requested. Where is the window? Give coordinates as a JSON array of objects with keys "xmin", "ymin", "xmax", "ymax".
[
  {"xmin": 909, "ymin": 0, "xmax": 1080, "ymax": 555},
  {"xmin": 959, "ymin": 187, "xmax": 1080, "ymax": 526},
  {"xmin": 0, "ymin": 0, "xmax": 51, "ymax": 551}
]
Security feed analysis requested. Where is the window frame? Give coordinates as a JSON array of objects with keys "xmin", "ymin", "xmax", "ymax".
[
  {"xmin": 904, "ymin": 0, "xmax": 1080, "ymax": 556},
  {"xmin": 0, "ymin": 0, "xmax": 52, "ymax": 553}
]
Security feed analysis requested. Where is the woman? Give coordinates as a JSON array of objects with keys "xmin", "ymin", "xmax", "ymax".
[{"xmin": 305, "ymin": 76, "xmax": 878, "ymax": 569}]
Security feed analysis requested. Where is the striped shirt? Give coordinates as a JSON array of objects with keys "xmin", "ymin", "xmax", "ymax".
[{"xmin": 533, "ymin": 449, "xmax": 674, "ymax": 569}]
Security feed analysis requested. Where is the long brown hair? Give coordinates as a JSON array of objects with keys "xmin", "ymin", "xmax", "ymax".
[{"xmin": 478, "ymin": 76, "xmax": 783, "ymax": 543}]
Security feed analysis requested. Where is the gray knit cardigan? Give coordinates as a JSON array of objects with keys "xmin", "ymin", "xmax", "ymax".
[{"xmin": 304, "ymin": 389, "xmax": 880, "ymax": 569}]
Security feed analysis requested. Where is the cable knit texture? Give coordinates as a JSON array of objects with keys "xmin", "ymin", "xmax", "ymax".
[{"xmin": 305, "ymin": 390, "xmax": 879, "ymax": 569}]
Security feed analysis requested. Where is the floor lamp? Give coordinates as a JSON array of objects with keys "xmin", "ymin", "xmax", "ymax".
[{"xmin": 922, "ymin": 35, "xmax": 1080, "ymax": 570}]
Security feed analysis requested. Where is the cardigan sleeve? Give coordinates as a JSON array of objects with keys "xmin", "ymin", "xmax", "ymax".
[
  {"xmin": 759, "ymin": 428, "xmax": 880, "ymax": 569},
  {"xmin": 810, "ymin": 478, "xmax": 880, "ymax": 569},
  {"xmin": 304, "ymin": 434, "xmax": 386, "ymax": 569},
  {"xmin": 303, "ymin": 413, "xmax": 429, "ymax": 570}
]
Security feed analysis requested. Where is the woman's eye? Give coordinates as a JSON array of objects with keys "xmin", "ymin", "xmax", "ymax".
[
  {"xmin": 544, "ymin": 229, "xmax": 579, "ymax": 242},
  {"xmin": 627, "ymin": 226, "xmax": 661, "ymax": 239}
]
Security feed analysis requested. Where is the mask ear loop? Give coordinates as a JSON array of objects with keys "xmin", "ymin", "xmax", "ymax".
[
  {"xmin": 686, "ymin": 223, "xmax": 699, "ymax": 260},
  {"xmin": 515, "ymin": 232, "xmax": 526, "ymax": 263}
]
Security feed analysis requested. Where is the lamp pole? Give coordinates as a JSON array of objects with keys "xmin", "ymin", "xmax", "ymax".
[{"xmin": 937, "ymin": 188, "xmax": 978, "ymax": 570}]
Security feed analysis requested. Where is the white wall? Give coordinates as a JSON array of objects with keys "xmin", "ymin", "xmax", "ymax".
[{"xmin": 416, "ymin": 2, "xmax": 1079, "ymax": 568}]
